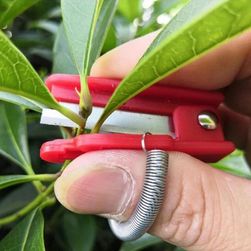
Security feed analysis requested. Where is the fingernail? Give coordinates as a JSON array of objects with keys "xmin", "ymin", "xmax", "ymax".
[{"xmin": 57, "ymin": 166, "xmax": 133, "ymax": 215}]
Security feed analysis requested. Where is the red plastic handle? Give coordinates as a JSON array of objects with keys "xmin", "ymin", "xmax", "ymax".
[
  {"xmin": 40, "ymin": 133, "xmax": 235, "ymax": 164},
  {"xmin": 45, "ymin": 74, "xmax": 224, "ymax": 115}
]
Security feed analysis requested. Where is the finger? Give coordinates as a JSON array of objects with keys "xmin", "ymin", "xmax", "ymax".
[
  {"xmin": 91, "ymin": 30, "xmax": 251, "ymax": 90},
  {"xmin": 91, "ymin": 31, "xmax": 159, "ymax": 80},
  {"xmin": 55, "ymin": 150, "xmax": 251, "ymax": 250}
]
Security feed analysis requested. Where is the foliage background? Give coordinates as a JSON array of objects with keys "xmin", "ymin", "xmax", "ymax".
[{"xmin": 0, "ymin": 0, "xmax": 250, "ymax": 250}]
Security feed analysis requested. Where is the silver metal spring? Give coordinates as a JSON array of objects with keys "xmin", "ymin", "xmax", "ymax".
[{"xmin": 108, "ymin": 149, "xmax": 169, "ymax": 241}]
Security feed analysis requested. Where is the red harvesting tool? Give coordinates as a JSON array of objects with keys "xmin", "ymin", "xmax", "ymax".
[{"xmin": 40, "ymin": 74, "xmax": 235, "ymax": 163}]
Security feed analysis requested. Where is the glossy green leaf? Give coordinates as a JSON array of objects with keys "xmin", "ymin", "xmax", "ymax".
[
  {"xmin": 27, "ymin": 48, "xmax": 52, "ymax": 61},
  {"xmin": 213, "ymin": 150, "xmax": 251, "ymax": 179},
  {"xmin": 61, "ymin": 0, "xmax": 96, "ymax": 74},
  {"xmin": 118, "ymin": 0, "xmax": 142, "ymax": 22},
  {"xmin": 0, "ymin": 209, "xmax": 45, "ymax": 251},
  {"xmin": 94, "ymin": 0, "xmax": 251, "ymax": 131},
  {"xmin": 0, "ymin": 175, "xmax": 36, "ymax": 190},
  {"xmin": 89, "ymin": 0, "xmax": 119, "ymax": 72},
  {"xmin": 62, "ymin": 212, "xmax": 96, "ymax": 251},
  {"xmin": 52, "ymin": 24, "xmax": 78, "ymax": 74},
  {"xmin": 12, "ymin": 31, "xmax": 52, "ymax": 57},
  {"xmin": 62, "ymin": 0, "xmax": 118, "ymax": 114},
  {"xmin": 29, "ymin": 20, "xmax": 59, "ymax": 34},
  {"xmin": 120, "ymin": 234, "xmax": 163, "ymax": 251},
  {"xmin": 46, "ymin": 6, "xmax": 61, "ymax": 19},
  {"xmin": 0, "ymin": 102, "xmax": 32, "ymax": 172},
  {"xmin": 30, "ymin": 20, "xmax": 58, "ymax": 34},
  {"xmin": 0, "ymin": 31, "xmax": 55, "ymax": 107},
  {"xmin": 62, "ymin": 0, "xmax": 118, "ymax": 74},
  {"xmin": 102, "ymin": 25, "xmax": 117, "ymax": 53},
  {"xmin": 0, "ymin": 31, "xmax": 84, "ymax": 127},
  {"xmin": 0, "ymin": 0, "xmax": 39, "ymax": 28},
  {"xmin": 154, "ymin": 0, "xmax": 189, "ymax": 14},
  {"xmin": 0, "ymin": 92, "xmax": 43, "ymax": 112},
  {"xmin": 0, "ymin": 174, "xmax": 56, "ymax": 190},
  {"xmin": 0, "ymin": 184, "xmax": 36, "ymax": 217}
]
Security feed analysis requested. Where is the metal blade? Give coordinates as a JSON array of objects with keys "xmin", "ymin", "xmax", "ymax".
[{"xmin": 40, "ymin": 102, "xmax": 172, "ymax": 135}]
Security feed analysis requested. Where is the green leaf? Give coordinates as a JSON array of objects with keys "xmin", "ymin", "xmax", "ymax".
[
  {"xmin": 154, "ymin": 0, "xmax": 189, "ymax": 14},
  {"xmin": 0, "ymin": 92, "xmax": 44, "ymax": 112},
  {"xmin": 118, "ymin": 0, "xmax": 142, "ymax": 22},
  {"xmin": 89, "ymin": 0, "xmax": 119, "ymax": 72},
  {"xmin": 0, "ymin": 0, "xmax": 39, "ymax": 28},
  {"xmin": 0, "ymin": 31, "xmax": 55, "ymax": 107},
  {"xmin": 0, "ymin": 175, "xmax": 36, "ymax": 190},
  {"xmin": 0, "ymin": 174, "xmax": 56, "ymax": 190},
  {"xmin": 62, "ymin": 0, "xmax": 118, "ymax": 74},
  {"xmin": 102, "ymin": 25, "xmax": 117, "ymax": 53},
  {"xmin": 0, "ymin": 184, "xmax": 36, "ymax": 217},
  {"xmin": 0, "ymin": 31, "xmax": 84, "ymax": 127},
  {"xmin": 213, "ymin": 150, "xmax": 251, "ymax": 178},
  {"xmin": 62, "ymin": 0, "xmax": 118, "ymax": 114},
  {"xmin": 120, "ymin": 234, "xmax": 163, "ymax": 251},
  {"xmin": 94, "ymin": 0, "xmax": 251, "ymax": 131},
  {"xmin": 52, "ymin": 24, "xmax": 78, "ymax": 74},
  {"xmin": 29, "ymin": 20, "xmax": 59, "ymax": 34},
  {"xmin": 0, "ymin": 102, "xmax": 32, "ymax": 172},
  {"xmin": 0, "ymin": 209, "xmax": 45, "ymax": 251},
  {"xmin": 46, "ymin": 6, "xmax": 61, "ymax": 19},
  {"xmin": 62, "ymin": 212, "xmax": 96, "ymax": 251},
  {"xmin": 61, "ymin": 0, "xmax": 96, "ymax": 74}
]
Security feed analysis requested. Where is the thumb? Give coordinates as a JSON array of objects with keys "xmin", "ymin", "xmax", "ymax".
[{"xmin": 55, "ymin": 150, "xmax": 251, "ymax": 250}]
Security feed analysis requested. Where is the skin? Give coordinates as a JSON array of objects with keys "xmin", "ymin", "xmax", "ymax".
[{"xmin": 55, "ymin": 29, "xmax": 251, "ymax": 250}]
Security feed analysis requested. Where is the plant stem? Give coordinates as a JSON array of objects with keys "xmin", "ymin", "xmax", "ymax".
[
  {"xmin": 23, "ymin": 169, "xmax": 59, "ymax": 193},
  {"xmin": 0, "ymin": 154, "xmax": 72, "ymax": 225},
  {"xmin": 0, "ymin": 183, "xmax": 54, "ymax": 226},
  {"xmin": 24, "ymin": 164, "xmax": 45, "ymax": 193},
  {"xmin": 56, "ymin": 104, "xmax": 85, "ymax": 128},
  {"xmin": 0, "ymin": 174, "xmax": 59, "ymax": 190},
  {"xmin": 40, "ymin": 196, "xmax": 57, "ymax": 209},
  {"xmin": 76, "ymin": 126, "xmax": 84, "ymax": 136},
  {"xmin": 29, "ymin": 173, "xmax": 60, "ymax": 182},
  {"xmin": 91, "ymin": 122, "xmax": 102, "ymax": 133},
  {"xmin": 0, "ymin": 161, "xmax": 71, "ymax": 226},
  {"xmin": 60, "ymin": 160, "xmax": 71, "ymax": 172}
]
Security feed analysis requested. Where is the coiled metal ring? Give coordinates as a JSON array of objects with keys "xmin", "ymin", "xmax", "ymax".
[{"xmin": 108, "ymin": 149, "xmax": 169, "ymax": 241}]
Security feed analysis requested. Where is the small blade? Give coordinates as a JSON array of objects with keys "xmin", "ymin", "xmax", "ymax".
[{"xmin": 40, "ymin": 102, "xmax": 172, "ymax": 135}]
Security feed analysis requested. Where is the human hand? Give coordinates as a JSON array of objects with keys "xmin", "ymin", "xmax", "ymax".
[{"xmin": 55, "ymin": 30, "xmax": 251, "ymax": 251}]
